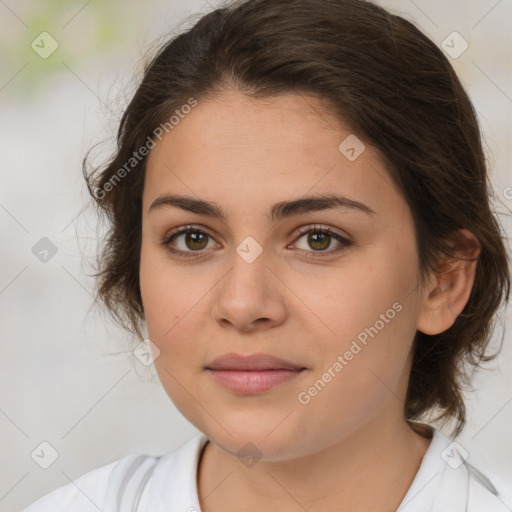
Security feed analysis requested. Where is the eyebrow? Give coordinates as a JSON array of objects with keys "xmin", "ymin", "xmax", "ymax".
[{"xmin": 148, "ymin": 193, "xmax": 377, "ymax": 221}]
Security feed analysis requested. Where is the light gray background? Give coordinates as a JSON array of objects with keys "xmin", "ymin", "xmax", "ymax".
[{"xmin": 0, "ymin": 1, "xmax": 511, "ymax": 511}]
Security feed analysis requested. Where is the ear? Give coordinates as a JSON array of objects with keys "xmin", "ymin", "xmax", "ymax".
[{"xmin": 417, "ymin": 229, "xmax": 481, "ymax": 335}]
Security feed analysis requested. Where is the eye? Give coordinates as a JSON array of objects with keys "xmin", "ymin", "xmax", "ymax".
[
  {"xmin": 291, "ymin": 225, "xmax": 353, "ymax": 259},
  {"xmin": 161, "ymin": 224, "xmax": 353, "ymax": 259},
  {"xmin": 161, "ymin": 225, "xmax": 218, "ymax": 258}
]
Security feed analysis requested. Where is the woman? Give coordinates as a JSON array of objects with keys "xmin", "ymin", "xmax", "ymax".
[{"xmin": 23, "ymin": 0, "xmax": 510, "ymax": 510}]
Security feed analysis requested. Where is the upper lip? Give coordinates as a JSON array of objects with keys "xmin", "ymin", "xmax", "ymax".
[{"xmin": 206, "ymin": 353, "xmax": 306, "ymax": 371}]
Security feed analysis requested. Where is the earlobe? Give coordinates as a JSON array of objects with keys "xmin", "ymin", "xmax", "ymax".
[{"xmin": 416, "ymin": 229, "xmax": 481, "ymax": 336}]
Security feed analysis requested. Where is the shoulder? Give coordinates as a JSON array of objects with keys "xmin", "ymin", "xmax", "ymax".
[
  {"xmin": 21, "ymin": 434, "xmax": 207, "ymax": 512},
  {"xmin": 21, "ymin": 457, "xmax": 122, "ymax": 512}
]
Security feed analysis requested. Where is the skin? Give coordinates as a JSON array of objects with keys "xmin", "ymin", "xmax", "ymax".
[{"xmin": 139, "ymin": 90, "xmax": 480, "ymax": 512}]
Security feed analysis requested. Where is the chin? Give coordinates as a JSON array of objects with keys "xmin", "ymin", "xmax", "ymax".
[{"xmin": 195, "ymin": 412, "xmax": 311, "ymax": 462}]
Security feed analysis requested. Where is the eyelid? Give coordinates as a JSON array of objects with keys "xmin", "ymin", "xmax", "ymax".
[
  {"xmin": 164, "ymin": 223, "xmax": 216, "ymax": 240},
  {"xmin": 293, "ymin": 223, "xmax": 351, "ymax": 242}
]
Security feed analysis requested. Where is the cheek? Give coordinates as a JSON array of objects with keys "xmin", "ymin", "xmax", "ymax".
[
  {"xmin": 139, "ymin": 242, "xmax": 215, "ymax": 375},
  {"xmin": 305, "ymin": 240, "xmax": 420, "ymax": 385},
  {"xmin": 140, "ymin": 237, "xmax": 193, "ymax": 330},
  {"xmin": 294, "ymin": 279, "xmax": 417, "ymax": 439},
  {"xmin": 139, "ymin": 249, "xmax": 207, "ymax": 420},
  {"xmin": 304, "ymin": 260, "xmax": 408, "ymax": 343},
  {"xmin": 140, "ymin": 243, "xmax": 187, "ymax": 349}
]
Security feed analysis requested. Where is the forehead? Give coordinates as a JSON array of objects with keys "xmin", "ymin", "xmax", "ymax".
[
  {"xmin": 149, "ymin": 91, "xmax": 350, "ymax": 163},
  {"xmin": 143, "ymin": 90, "xmax": 406, "ymax": 221}
]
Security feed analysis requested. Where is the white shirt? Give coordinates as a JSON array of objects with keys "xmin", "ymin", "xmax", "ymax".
[{"xmin": 22, "ymin": 428, "xmax": 509, "ymax": 512}]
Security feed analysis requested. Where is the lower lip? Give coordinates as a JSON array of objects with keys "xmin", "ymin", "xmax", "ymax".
[{"xmin": 206, "ymin": 369, "xmax": 305, "ymax": 394}]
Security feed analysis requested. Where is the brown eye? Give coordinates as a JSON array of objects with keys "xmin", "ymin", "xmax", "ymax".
[
  {"xmin": 162, "ymin": 227, "xmax": 217, "ymax": 258},
  {"xmin": 292, "ymin": 226, "xmax": 354, "ymax": 259},
  {"xmin": 162, "ymin": 224, "xmax": 353, "ymax": 260}
]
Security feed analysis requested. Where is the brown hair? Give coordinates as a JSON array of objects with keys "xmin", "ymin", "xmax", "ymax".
[{"xmin": 84, "ymin": 0, "xmax": 510, "ymax": 436}]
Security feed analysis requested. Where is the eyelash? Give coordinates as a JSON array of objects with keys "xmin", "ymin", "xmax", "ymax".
[{"xmin": 161, "ymin": 224, "xmax": 353, "ymax": 260}]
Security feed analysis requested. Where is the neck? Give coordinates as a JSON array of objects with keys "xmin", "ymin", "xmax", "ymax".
[{"xmin": 197, "ymin": 415, "xmax": 433, "ymax": 512}]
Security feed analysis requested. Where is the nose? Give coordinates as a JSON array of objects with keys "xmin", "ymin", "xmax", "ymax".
[{"xmin": 211, "ymin": 245, "xmax": 287, "ymax": 333}]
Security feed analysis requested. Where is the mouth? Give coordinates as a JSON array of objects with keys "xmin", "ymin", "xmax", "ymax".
[{"xmin": 205, "ymin": 353, "xmax": 307, "ymax": 394}]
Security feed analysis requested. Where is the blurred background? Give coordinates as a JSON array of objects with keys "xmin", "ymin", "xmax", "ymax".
[{"xmin": 0, "ymin": 0, "xmax": 510, "ymax": 510}]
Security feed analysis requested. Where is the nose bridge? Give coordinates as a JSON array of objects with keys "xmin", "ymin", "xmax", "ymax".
[
  {"xmin": 235, "ymin": 234, "xmax": 265, "ymax": 266},
  {"xmin": 212, "ymin": 233, "xmax": 286, "ymax": 330},
  {"xmin": 225, "ymin": 234, "xmax": 269, "ymax": 294}
]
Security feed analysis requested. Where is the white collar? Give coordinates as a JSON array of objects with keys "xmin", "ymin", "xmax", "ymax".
[
  {"xmin": 140, "ymin": 428, "xmax": 504, "ymax": 512},
  {"xmin": 140, "ymin": 432, "xmax": 208, "ymax": 511},
  {"xmin": 397, "ymin": 428, "xmax": 460, "ymax": 511}
]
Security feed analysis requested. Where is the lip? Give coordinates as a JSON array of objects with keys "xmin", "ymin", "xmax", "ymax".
[
  {"xmin": 205, "ymin": 353, "xmax": 307, "ymax": 394},
  {"xmin": 206, "ymin": 353, "xmax": 305, "ymax": 371}
]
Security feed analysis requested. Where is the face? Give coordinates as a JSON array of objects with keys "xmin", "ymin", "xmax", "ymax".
[{"xmin": 140, "ymin": 90, "xmax": 427, "ymax": 461}]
